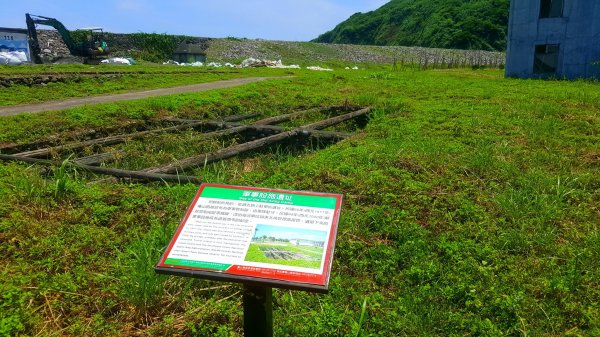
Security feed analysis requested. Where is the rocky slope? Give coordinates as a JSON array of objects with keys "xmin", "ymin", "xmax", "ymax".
[
  {"xmin": 204, "ymin": 39, "xmax": 505, "ymax": 68},
  {"xmin": 32, "ymin": 31, "xmax": 505, "ymax": 68}
]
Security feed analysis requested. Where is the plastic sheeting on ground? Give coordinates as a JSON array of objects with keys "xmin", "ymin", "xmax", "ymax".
[
  {"xmin": 100, "ymin": 57, "xmax": 135, "ymax": 65},
  {"xmin": 162, "ymin": 58, "xmax": 343, "ymax": 71},
  {"xmin": 162, "ymin": 60, "xmax": 204, "ymax": 66},
  {"xmin": 306, "ymin": 66, "xmax": 333, "ymax": 71},
  {"xmin": 240, "ymin": 58, "xmax": 300, "ymax": 69},
  {"xmin": 0, "ymin": 51, "xmax": 28, "ymax": 65}
]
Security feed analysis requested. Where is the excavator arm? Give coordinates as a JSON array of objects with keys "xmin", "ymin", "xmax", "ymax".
[
  {"xmin": 26, "ymin": 14, "xmax": 76, "ymax": 50},
  {"xmin": 25, "ymin": 13, "xmax": 109, "ymax": 63},
  {"xmin": 25, "ymin": 14, "xmax": 43, "ymax": 63}
]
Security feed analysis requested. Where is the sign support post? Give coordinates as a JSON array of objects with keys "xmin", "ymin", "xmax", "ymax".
[
  {"xmin": 156, "ymin": 183, "xmax": 343, "ymax": 335},
  {"xmin": 243, "ymin": 285, "xmax": 273, "ymax": 337}
]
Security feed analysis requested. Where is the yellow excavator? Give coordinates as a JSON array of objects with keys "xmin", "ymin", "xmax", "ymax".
[{"xmin": 26, "ymin": 13, "xmax": 110, "ymax": 64}]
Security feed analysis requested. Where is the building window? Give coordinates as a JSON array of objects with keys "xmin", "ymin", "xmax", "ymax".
[
  {"xmin": 533, "ymin": 44, "xmax": 560, "ymax": 74},
  {"xmin": 540, "ymin": 0, "xmax": 564, "ymax": 18}
]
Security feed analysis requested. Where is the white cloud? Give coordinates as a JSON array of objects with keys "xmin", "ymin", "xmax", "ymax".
[{"xmin": 115, "ymin": 0, "xmax": 145, "ymax": 13}]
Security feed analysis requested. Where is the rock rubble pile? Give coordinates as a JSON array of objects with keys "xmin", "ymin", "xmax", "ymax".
[{"xmin": 35, "ymin": 30, "xmax": 73, "ymax": 63}]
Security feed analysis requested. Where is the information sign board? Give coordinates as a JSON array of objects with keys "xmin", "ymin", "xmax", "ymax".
[
  {"xmin": 0, "ymin": 29, "xmax": 31, "ymax": 61},
  {"xmin": 156, "ymin": 183, "xmax": 343, "ymax": 293}
]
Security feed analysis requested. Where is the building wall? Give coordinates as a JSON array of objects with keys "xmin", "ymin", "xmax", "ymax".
[
  {"xmin": 506, "ymin": 0, "xmax": 600, "ymax": 79},
  {"xmin": 174, "ymin": 53, "xmax": 206, "ymax": 64},
  {"xmin": 0, "ymin": 27, "xmax": 31, "ymax": 61}
]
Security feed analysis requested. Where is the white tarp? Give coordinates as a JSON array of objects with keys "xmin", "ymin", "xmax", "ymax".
[
  {"xmin": 240, "ymin": 58, "xmax": 300, "ymax": 69},
  {"xmin": 12, "ymin": 51, "xmax": 28, "ymax": 62},
  {"xmin": 100, "ymin": 57, "xmax": 135, "ymax": 65},
  {"xmin": 0, "ymin": 51, "xmax": 25, "ymax": 65},
  {"xmin": 162, "ymin": 60, "xmax": 204, "ymax": 66},
  {"xmin": 306, "ymin": 66, "xmax": 333, "ymax": 71},
  {"xmin": 164, "ymin": 57, "xmax": 301, "ymax": 69}
]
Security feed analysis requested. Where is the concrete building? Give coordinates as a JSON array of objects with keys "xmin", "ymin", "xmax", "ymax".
[
  {"xmin": 505, "ymin": 0, "xmax": 600, "ymax": 79},
  {"xmin": 173, "ymin": 42, "xmax": 206, "ymax": 64},
  {"xmin": 289, "ymin": 239, "xmax": 325, "ymax": 248}
]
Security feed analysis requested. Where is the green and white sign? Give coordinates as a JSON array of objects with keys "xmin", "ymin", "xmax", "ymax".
[{"xmin": 156, "ymin": 183, "xmax": 343, "ymax": 292}]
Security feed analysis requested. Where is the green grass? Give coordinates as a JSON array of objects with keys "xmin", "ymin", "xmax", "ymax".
[
  {"xmin": 244, "ymin": 243, "xmax": 323, "ymax": 269},
  {"xmin": 0, "ymin": 65, "xmax": 598, "ymax": 336},
  {"xmin": 0, "ymin": 64, "xmax": 293, "ymax": 107}
]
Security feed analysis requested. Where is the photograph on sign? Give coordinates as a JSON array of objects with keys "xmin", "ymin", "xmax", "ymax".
[
  {"xmin": 155, "ymin": 183, "xmax": 342, "ymax": 291},
  {"xmin": 245, "ymin": 224, "xmax": 327, "ymax": 270}
]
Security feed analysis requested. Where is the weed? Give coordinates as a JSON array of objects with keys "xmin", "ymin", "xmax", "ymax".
[
  {"xmin": 353, "ymin": 297, "xmax": 368, "ymax": 337},
  {"xmin": 1, "ymin": 66, "xmax": 599, "ymax": 336},
  {"xmin": 0, "ymin": 280, "xmax": 35, "ymax": 337},
  {"xmin": 116, "ymin": 221, "xmax": 172, "ymax": 315},
  {"xmin": 52, "ymin": 157, "xmax": 77, "ymax": 200}
]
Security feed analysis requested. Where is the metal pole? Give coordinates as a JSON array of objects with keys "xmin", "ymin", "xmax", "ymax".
[{"xmin": 243, "ymin": 285, "xmax": 273, "ymax": 337}]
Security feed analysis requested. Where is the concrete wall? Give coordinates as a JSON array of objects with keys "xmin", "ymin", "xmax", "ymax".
[{"xmin": 506, "ymin": 0, "xmax": 600, "ymax": 79}]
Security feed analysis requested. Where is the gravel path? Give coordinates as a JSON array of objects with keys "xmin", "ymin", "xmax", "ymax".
[{"xmin": 0, "ymin": 76, "xmax": 287, "ymax": 117}]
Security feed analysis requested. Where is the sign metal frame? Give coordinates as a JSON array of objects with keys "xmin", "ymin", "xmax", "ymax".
[{"xmin": 155, "ymin": 183, "xmax": 343, "ymax": 294}]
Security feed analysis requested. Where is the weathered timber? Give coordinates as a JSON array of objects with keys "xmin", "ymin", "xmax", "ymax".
[
  {"xmin": 15, "ymin": 113, "xmax": 258, "ymax": 158},
  {"xmin": 0, "ymin": 153, "xmax": 201, "ymax": 184},
  {"xmin": 203, "ymin": 125, "xmax": 250, "ymax": 139},
  {"xmin": 301, "ymin": 107, "xmax": 371, "ymax": 130},
  {"xmin": 252, "ymin": 107, "xmax": 323, "ymax": 125},
  {"xmin": 167, "ymin": 113, "xmax": 260, "ymax": 124},
  {"xmin": 170, "ymin": 107, "xmax": 326, "ymax": 126},
  {"xmin": 72, "ymin": 152, "xmax": 118, "ymax": 165},
  {"xmin": 73, "ymin": 125, "xmax": 350, "ymax": 167},
  {"xmin": 245, "ymin": 125, "xmax": 352, "ymax": 138},
  {"xmin": 144, "ymin": 130, "xmax": 302, "ymax": 174},
  {"xmin": 66, "ymin": 125, "xmax": 253, "ymax": 167},
  {"xmin": 216, "ymin": 113, "xmax": 261, "ymax": 122},
  {"xmin": 0, "ymin": 120, "xmax": 153, "ymax": 154},
  {"xmin": 143, "ymin": 108, "xmax": 369, "ymax": 174}
]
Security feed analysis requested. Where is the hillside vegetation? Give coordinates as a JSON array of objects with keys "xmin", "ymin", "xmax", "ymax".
[{"xmin": 314, "ymin": 0, "xmax": 510, "ymax": 51}]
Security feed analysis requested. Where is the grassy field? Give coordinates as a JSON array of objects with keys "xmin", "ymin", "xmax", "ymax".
[
  {"xmin": 245, "ymin": 242, "xmax": 324, "ymax": 269},
  {"xmin": 0, "ymin": 63, "xmax": 599, "ymax": 336},
  {"xmin": 0, "ymin": 64, "xmax": 282, "ymax": 107}
]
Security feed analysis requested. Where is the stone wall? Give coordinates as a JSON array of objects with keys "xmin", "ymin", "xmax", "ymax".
[
  {"xmin": 0, "ymin": 73, "xmax": 123, "ymax": 87},
  {"xmin": 32, "ymin": 30, "xmax": 211, "ymax": 63}
]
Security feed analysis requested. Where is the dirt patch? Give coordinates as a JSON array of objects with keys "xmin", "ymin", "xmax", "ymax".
[
  {"xmin": 260, "ymin": 247, "xmax": 310, "ymax": 260},
  {"xmin": 0, "ymin": 76, "xmax": 291, "ymax": 117}
]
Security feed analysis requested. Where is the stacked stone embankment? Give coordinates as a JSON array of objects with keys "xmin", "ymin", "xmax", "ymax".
[{"xmin": 0, "ymin": 73, "xmax": 123, "ymax": 87}]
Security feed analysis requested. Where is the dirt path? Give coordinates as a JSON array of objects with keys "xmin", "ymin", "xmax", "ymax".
[{"xmin": 0, "ymin": 76, "xmax": 288, "ymax": 117}]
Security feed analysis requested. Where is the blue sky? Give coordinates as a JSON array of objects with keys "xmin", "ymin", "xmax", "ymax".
[
  {"xmin": 2, "ymin": 0, "xmax": 388, "ymax": 41},
  {"xmin": 254, "ymin": 224, "xmax": 327, "ymax": 242}
]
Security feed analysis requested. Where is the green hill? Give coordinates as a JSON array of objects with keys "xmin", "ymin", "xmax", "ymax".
[{"xmin": 313, "ymin": 0, "xmax": 510, "ymax": 51}]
